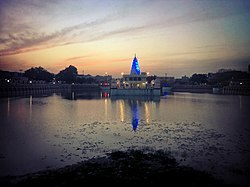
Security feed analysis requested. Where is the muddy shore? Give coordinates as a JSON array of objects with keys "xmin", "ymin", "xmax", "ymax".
[{"xmin": 0, "ymin": 149, "xmax": 236, "ymax": 187}]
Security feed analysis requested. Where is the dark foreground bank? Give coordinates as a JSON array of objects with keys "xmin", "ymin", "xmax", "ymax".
[{"xmin": 0, "ymin": 149, "xmax": 235, "ymax": 187}]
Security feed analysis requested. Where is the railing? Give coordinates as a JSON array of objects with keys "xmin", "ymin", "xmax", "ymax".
[{"xmin": 222, "ymin": 86, "xmax": 250, "ymax": 95}]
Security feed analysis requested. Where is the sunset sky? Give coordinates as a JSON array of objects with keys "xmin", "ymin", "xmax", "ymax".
[{"xmin": 0, "ymin": 0, "xmax": 250, "ymax": 77}]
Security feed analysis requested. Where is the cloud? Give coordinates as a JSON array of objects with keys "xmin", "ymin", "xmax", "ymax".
[
  {"xmin": 0, "ymin": 15, "xmax": 116, "ymax": 56},
  {"xmin": 0, "ymin": 0, "xmax": 59, "ymax": 32},
  {"xmin": 155, "ymin": 1, "xmax": 250, "ymax": 29},
  {"xmin": 64, "ymin": 56, "xmax": 90, "ymax": 62},
  {"xmin": 0, "ymin": 18, "xmax": 151, "ymax": 57},
  {"xmin": 110, "ymin": 58, "xmax": 131, "ymax": 63},
  {"xmin": 80, "ymin": 24, "xmax": 151, "ymax": 43},
  {"xmin": 163, "ymin": 50, "xmax": 220, "ymax": 57},
  {"xmin": 1, "ymin": 0, "xmax": 250, "ymax": 57}
]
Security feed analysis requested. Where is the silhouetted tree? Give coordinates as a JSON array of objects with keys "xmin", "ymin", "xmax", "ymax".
[
  {"xmin": 146, "ymin": 75, "xmax": 157, "ymax": 83},
  {"xmin": 24, "ymin": 67, "xmax": 54, "ymax": 82},
  {"xmin": 208, "ymin": 70, "xmax": 250, "ymax": 86},
  {"xmin": 190, "ymin": 73, "xmax": 208, "ymax": 85},
  {"xmin": 56, "ymin": 65, "xmax": 78, "ymax": 83}
]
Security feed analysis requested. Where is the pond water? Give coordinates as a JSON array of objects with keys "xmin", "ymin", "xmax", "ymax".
[{"xmin": 0, "ymin": 91, "xmax": 249, "ymax": 186}]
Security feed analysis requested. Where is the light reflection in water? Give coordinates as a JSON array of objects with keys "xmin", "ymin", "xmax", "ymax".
[
  {"xmin": 104, "ymin": 98, "xmax": 108, "ymax": 121},
  {"xmin": 102, "ymin": 92, "xmax": 109, "ymax": 98},
  {"xmin": 239, "ymin": 96, "xmax": 242, "ymax": 110},
  {"xmin": 112, "ymin": 96, "xmax": 159, "ymax": 131},
  {"xmin": 144, "ymin": 102, "xmax": 150, "ymax": 124},
  {"xmin": 29, "ymin": 95, "xmax": 32, "ymax": 118},
  {"xmin": 130, "ymin": 100, "xmax": 140, "ymax": 131},
  {"xmin": 7, "ymin": 97, "xmax": 10, "ymax": 118},
  {"xmin": 119, "ymin": 100, "xmax": 125, "ymax": 122}
]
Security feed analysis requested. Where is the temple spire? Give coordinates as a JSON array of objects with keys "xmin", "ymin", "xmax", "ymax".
[{"xmin": 130, "ymin": 54, "xmax": 140, "ymax": 76}]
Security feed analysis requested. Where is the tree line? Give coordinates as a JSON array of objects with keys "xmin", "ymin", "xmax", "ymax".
[
  {"xmin": 23, "ymin": 65, "xmax": 79, "ymax": 83},
  {"xmin": 1, "ymin": 65, "xmax": 249, "ymax": 86},
  {"xmin": 189, "ymin": 71, "xmax": 250, "ymax": 86}
]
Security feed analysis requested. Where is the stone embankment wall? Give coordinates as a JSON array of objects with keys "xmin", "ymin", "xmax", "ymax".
[{"xmin": 0, "ymin": 83, "xmax": 100, "ymax": 97}]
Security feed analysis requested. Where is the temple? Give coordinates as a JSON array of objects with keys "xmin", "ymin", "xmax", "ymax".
[{"xmin": 110, "ymin": 55, "xmax": 161, "ymax": 96}]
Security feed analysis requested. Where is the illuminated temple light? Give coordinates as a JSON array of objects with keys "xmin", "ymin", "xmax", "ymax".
[{"xmin": 130, "ymin": 54, "xmax": 140, "ymax": 75}]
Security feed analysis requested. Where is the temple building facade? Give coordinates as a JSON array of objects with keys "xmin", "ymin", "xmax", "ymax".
[
  {"xmin": 110, "ymin": 55, "xmax": 161, "ymax": 96},
  {"xmin": 121, "ymin": 55, "xmax": 148, "ymax": 89}
]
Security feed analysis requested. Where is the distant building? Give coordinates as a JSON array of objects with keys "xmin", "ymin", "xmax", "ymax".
[
  {"xmin": 95, "ymin": 75, "xmax": 112, "ymax": 84},
  {"xmin": 157, "ymin": 76, "xmax": 175, "ymax": 86},
  {"xmin": 175, "ymin": 75, "xmax": 189, "ymax": 85}
]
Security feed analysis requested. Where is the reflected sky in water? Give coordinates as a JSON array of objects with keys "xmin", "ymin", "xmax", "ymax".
[{"xmin": 0, "ymin": 91, "xmax": 250, "ymax": 186}]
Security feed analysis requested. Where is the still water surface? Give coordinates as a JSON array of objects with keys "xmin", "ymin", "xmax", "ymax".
[{"xmin": 0, "ymin": 91, "xmax": 249, "ymax": 185}]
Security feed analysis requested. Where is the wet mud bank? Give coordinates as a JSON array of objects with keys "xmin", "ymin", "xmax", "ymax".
[{"xmin": 0, "ymin": 149, "xmax": 235, "ymax": 187}]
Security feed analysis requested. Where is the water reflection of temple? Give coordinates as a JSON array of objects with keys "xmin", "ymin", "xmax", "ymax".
[
  {"xmin": 114, "ymin": 97, "xmax": 160, "ymax": 131},
  {"xmin": 130, "ymin": 100, "xmax": 139, "ymax": 131},
  {"xmin": 101, "ymin": 91, "xmax": 109, "ymax": 98}
]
